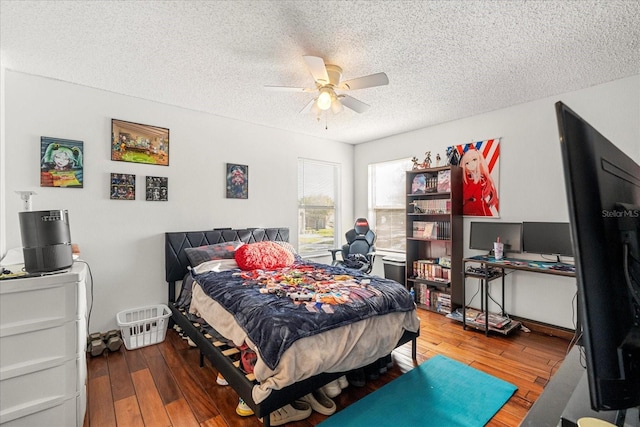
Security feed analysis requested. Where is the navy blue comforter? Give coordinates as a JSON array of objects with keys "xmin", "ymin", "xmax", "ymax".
[{"xmin": 194, "ymin": 260, "xmax": 414, "ymax": 370}]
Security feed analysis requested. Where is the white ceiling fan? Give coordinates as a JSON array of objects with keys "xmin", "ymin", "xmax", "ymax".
[{"xmin": 265, "ymin": 55, "xmax": 389, "ymax": 115}]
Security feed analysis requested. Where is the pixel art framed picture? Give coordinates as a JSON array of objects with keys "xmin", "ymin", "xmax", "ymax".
[
  {"xmin": 226, "ymin": 163, "xmax": 248, "ymax": 199},
  {"xmin": 146, "ymin": 176, "xmax": 168, "ymax": 201},
  {"xmin": 40, "ymin": 137, "xmax": 84, "ymax": 188},
  {"xmin": 110, "ymin": 173, "xmax": 136, "ymax": 200},
  {"xmin": 111, "ymin": 119, "xmax": 169, "ymax": 166},
  {"xmin": 448, "ymin": 138, "xmax": 500, "ymax": 217}
]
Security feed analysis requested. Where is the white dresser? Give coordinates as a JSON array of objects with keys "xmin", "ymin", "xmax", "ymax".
[{"xmin": 0, "ymin": 263, "xmax": 87, "ymax": 426}]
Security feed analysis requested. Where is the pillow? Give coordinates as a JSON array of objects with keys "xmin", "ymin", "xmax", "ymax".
[
  {"xmin": 185, "ymin": 241, "xmax": 245, "ymax": 268},
  {"xmin": 272, "ymin": 240, "xmax": 297, "ymax": 254},
  {"xmin": 192, "ymin": 259, "xmax": 239, "ymax": 275},
  {"xmin": 235, "ymin": 241, "xmax": 295, "ymax": 270}
]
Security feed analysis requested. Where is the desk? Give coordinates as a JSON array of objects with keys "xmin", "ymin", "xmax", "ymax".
[{"xmin": 462, "ymin": 255, "xmax": 576, "ymax": 335}]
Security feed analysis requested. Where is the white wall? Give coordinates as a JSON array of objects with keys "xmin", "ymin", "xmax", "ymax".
[
  {"xmin": 1, "ymin": 70, "xmax": 354, "ymax": 333},
  {"xmin": 355, "ymin": 75, "xmax": 640, "ymax": 329}
]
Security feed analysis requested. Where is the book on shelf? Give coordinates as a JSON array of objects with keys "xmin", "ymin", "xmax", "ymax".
[
  {"xmin": 413, "ymin": 199, "xmax": 451, "ymax": 214},
  {"xmin": 411, "ymin": 174, "xmax": 438, "ymax": 194},
  {"xmin": 446, "ymin": 308, "xmax": 511, "ymax": 329},
  {"xmin": 476, "ymin": 312, "xmax": 511, "ymax": 329},
  {"xmin": 431, "ymin": 291, "xmax": 451, "ymax": 314},
  {"xmin": 412, "ymin": 221, "xmax": 450, "ymax": 239},
  {"xmin": 412, "ymin": 259, "xmax": 451, "ymax": 282},
  {"xmin": 437, "ymin": 169, "xmax": 451, "ymax": 192}
]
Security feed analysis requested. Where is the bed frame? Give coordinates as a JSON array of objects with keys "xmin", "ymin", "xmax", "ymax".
[{"xmin": 165, "ymin": 227, "xmax": 418, "ymax": 426}]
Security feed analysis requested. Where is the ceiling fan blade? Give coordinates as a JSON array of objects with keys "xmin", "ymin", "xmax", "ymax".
[
  {"xmin": 303, "ymin": 55, "xmax": 330, "ymax": 85},
  {"xmin": 299, "ymin": 98, "xmax": 316, "ymax": 114},
  {"xmin": 265, "ymin": 85, "xmax": 315, "ymax": 92},
  {"xmin": 338, "ymin": 72, "xmax": 389, "ymax": 91},
  {"xmin": 340, "ymin": 95, "xmax": 370, "ymax": 114}
]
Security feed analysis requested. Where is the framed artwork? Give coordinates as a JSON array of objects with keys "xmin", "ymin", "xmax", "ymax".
[
  {"xmin": 146, "ymin": 176, "xmax": 168, "ymax": 201},
  {"xmin": 111, "ymin": 119, "xmax": 169, "ymax": 166},
  {"xmin": 448, "ymin": 138, "xmax": 500, "ymax": 217},
  {"xmin": 110, "ymin": 173, "xmax": 136, "ymax": 200},
  {"xmin": 226, "ymin": 163, "xmax": 248, "ymax": 199},
  {"xmin": 40, "ymin": 136, "xmax": 84, "ymax": 188}
]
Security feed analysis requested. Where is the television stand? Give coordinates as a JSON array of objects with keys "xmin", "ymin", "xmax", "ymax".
[{"xmin": 521, "ymin": 344, "xmax": 639, "ymax": 427}]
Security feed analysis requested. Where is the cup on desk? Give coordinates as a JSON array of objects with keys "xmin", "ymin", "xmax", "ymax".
[{"xmin": 494, "ymin": 241, "xmax": 504, "ymax": 260}]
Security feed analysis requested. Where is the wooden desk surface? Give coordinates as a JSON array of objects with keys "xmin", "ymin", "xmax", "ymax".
[{"xmin": 464, "ymin": 255, "xmax": 576, "ymax": 277}]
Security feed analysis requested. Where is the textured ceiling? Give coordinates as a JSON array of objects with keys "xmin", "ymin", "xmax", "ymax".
[{"xmin": 1, "ymin": 0, "xmax": 638, "ymax": 144}]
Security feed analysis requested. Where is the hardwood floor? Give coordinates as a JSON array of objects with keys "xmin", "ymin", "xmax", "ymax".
[{"xmin": 86, "ymin": 309, "xmax": 573, "ymax": 426}]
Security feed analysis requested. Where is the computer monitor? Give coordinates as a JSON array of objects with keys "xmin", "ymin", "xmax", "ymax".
[
  {"xmin": 557, "ymin": 101, "xmax": 640, "ymax": 414},
  {"xmin": 522, "ymin": 222, "xmax": 574, "ymax": 261},
  {"xmin": 469, "ymin": 222, "xmax": 523, "ymax": 255}
]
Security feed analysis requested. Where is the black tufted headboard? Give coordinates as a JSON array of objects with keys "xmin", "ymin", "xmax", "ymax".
[{"xmin": 165, "ymin": 227, "xmax": 289, "ymax": 301}]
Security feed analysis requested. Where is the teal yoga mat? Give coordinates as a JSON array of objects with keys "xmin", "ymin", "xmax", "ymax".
[{"xmin": 318, "ymin": 355, "xmax": 517, "ymax": 427}]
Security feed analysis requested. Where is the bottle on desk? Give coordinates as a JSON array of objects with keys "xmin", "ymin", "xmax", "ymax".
[{"xmin": 494, "ymin": 237, "xmax": 504, "ymax": 260}]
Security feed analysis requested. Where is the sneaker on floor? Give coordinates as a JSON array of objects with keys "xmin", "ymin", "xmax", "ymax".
[
  {"xmin": 216, "ymin": 373, "xmax": 228, "ymax": 386},
  {"xmin": 347, "ymin": 367, "xmax": 366, "ymax": 387},
  {"xmin": 337, "ymin": 375, "xmax": 349, "ymax": 389},
  {"xmin": 365, "ymin": 362, "xmax": 379, "ymax": 381},
  {"xmin": 322, "ymin": 379, "xmax": 342, "ymax": 398},
  {"xmin": 378, "ymin": 357, "xmax": 388, "ymax": 374},
  {"xmin": 301, "ymin": 388, "xmax": 336, "ymax": 415},
  {"xmin": 261, "ymin": 400, "xmax": 312, "ymax": 426},
  {"xmin": 236, "ymin": 398, "xmax": 254, "ymax": 417},
  {"xmin": 385, "ymin": 354, "xmax": 394, "ymax": 369}
]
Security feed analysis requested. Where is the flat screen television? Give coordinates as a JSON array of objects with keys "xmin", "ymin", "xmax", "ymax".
[
  {"xmin": 469, "ymin": 222, "xmax": 523, "ymax": 255},
  {"xmin": 557, "ymin": 101, "xmax": 640, "ymax": 415},
  {"xmin": 522, "ymin": 222, "xmax": 574, "ymax": 261}
]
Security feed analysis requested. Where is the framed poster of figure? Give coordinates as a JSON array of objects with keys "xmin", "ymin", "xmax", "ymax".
[
  {"xmin": 110, "ymin": 173, "xmax": 136, "ymax": 200},
  {"xmin": 226, "ymin": 163, "xmax": 248, "ymax": 199},
  {"xmin": 146, "ymin": 176, "xmax": 168, "ymax": 201},
  {"xmin": 40, "ymin": 137, "xmax": 84, "ymax": 188},
  {"xmin": 448, "ymin": 138, "xmax": 500, "ymax": 217}
]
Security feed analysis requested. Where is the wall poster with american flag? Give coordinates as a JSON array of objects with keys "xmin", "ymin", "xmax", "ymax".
[{"xmin": 447, "ymin": 138, "xmax": 500, "ymax": 217}]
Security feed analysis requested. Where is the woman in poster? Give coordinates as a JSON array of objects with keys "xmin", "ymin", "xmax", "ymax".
[{"xmin": 461, "ymin": 148, "xmax": 499, "ymax": 216}]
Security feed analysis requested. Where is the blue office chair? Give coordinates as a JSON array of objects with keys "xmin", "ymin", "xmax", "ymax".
[{"xmin": 329, "ymin": 218, "xmax": 377, "ymax": 274}]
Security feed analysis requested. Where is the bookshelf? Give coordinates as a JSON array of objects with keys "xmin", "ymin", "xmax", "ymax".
[{"xmin": 405, "ymin": 165, "xmax": 463, "ymax": 315}]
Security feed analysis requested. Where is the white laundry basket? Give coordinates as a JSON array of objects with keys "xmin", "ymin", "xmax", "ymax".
[{"xmin": 116, "ymin": 304, "xmax": 171, "ymax": 350}]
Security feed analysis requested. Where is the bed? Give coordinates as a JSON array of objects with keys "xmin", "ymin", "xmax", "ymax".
[{"xmin": 165, "ymin": 227, "xmax": 420, "ymax": 426}]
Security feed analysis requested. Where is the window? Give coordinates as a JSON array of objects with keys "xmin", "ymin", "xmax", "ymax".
[
  {"xmin": 368, "ymin": 158, "xmax": 412, "ymax": 252},
  {"xmin": 298, "ymin": 159, "xmax": 340, "ymax": 256}
]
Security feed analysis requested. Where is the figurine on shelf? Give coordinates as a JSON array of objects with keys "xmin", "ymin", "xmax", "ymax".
[
  {"xmin": 436, "ymin": 153, "xmax": 441, "ymax": 166},
  {"xmin": 411, "ymin": 156, "xmax": 421, "ymax": 170},
  {"xmin": 423, "ymin": 151, "xmax": 432, "ymax": 169},
  {"xmin": 410, "ymin": 201, "xmax": 425, "ymax": 213},
  {"xmin": 446, "ymin": 146, "xmax": 460, "ymax": 166}
]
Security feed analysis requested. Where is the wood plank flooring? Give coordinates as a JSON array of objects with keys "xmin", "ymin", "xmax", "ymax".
[{"xmin": 86, "ymin": 309, "xmax": 573, "ymax": 426}]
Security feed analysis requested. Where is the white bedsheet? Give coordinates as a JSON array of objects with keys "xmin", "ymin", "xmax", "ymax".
[{"xmin": 190, "ymin": 282, "xmax": 420, "ymax": 403}]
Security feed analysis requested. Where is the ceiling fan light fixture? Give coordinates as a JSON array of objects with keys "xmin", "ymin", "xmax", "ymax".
[
  {"xmin": 317, "ymin": 88, "xmax": 333, "ymax": 110},
  {"xmin": 331, "ymin": 97, "xmax": 343, "ymax": 114}
]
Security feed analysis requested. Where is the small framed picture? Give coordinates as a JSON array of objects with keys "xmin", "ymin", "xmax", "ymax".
[
  {"xmin": 111, "ymin": 119, "xmax": 169, "ymax": 166},
  {"xmin": 110, "ymin": 173, "xmax": 136, "ymax": 200},
  {"xmin": 40, "ymin": 136, "xmax": 84, "ymax": 188},
  {"xmin": 226, "ymin": 163, "xmax": 248, "ymax": 199},
  {"xmin": 146, "ymin": 176, "xmax": 168, "ymax": 201}
]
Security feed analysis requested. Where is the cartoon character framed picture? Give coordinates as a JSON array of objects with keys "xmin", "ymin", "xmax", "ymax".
[
  {"xmin": 226, "ymin": 163, "xmax": 248, "ymax": 199},
  {"xmin": 40, "ymin": 137, "xmax": 84, "ymax": 188},
  {"xmin": 448, "ymin": 138, "xmax": 500, "ymax": 217}
]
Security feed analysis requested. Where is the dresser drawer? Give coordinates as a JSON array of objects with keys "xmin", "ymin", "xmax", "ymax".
[
  {"xmin": 0, "ymin": 320, "xmax": 77, "ymax": 379},
  {"xmin": 0, "ymin": 281, "xmax": 77, "ymax": 336},
  {"xmin": 0, "ymin": 394, "xmax": 78, "ymax": 427},
  {"xmin": 0, "ymin": 358, "xmax": 77, "ymax": 423}
]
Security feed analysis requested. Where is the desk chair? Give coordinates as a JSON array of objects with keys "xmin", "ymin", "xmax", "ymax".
[{"xmin": 329, "ymin": 218, "xmax": 377, "ymax": 274}]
